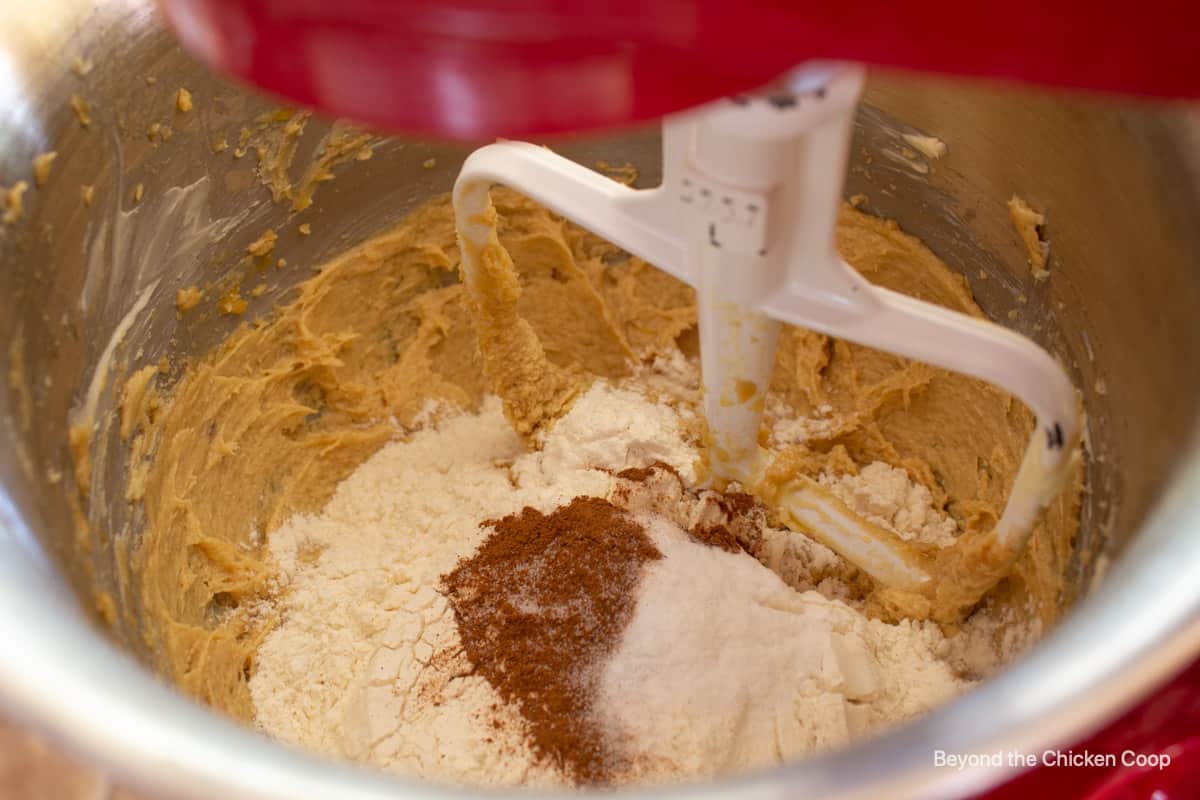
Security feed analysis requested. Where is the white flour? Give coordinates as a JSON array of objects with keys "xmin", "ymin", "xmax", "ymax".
[
  {"xmin": 820, "ymin": 461, "xmax": 959, "ymax": 548},
  {"xmin": 250, "ymin": 381, "xmax": 981, "ymax": 786},
  {"xmin": 249, "ymin": 384, "xmax": 694, "ymax": 786},
  {"xmin": 769, "ymin": 396, "xmax": 839, "ymax": 445},
  {"xmin": 598, "ymin": 515, "xmax": 968, "ymax": 783}
]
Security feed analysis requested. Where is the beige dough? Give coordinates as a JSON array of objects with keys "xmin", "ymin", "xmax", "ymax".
[{"xmin": 106, "ymin": 189, "xmax": 1082, "ymax": 722}]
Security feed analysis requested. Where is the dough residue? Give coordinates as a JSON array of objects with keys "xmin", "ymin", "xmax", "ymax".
[{"xmin": 1008, "ymin": 195, "xmax": 1051, "ymax": 280}]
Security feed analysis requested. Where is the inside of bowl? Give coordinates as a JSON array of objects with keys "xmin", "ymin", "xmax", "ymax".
[{"xmin": 2, "ymin": 9, "xmax": 1200, "ymax": 789}]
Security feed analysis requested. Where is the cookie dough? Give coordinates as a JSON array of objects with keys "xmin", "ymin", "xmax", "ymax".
[{"xmin": 109, "ymin": 189, "xmax": 1081, "ymax": 729}]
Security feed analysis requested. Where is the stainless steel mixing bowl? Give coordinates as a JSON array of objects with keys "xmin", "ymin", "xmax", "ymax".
[{"xmin": 2, "ymin": 1, "xmax": 1200, "ymax": 798}]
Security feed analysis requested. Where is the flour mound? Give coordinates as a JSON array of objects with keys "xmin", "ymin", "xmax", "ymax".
[{"xmin": 250, "ymin": 382, "xmax": 980, "ymax": 787}]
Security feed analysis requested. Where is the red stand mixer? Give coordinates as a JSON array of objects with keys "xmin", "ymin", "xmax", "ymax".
[{"xmin": 158, "ymin": 2, "xmax": 1200, "ymax": 797}]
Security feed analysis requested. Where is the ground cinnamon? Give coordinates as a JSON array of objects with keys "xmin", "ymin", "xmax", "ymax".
[
  {"xmin": 441, "ymin": 496, "xmax": 660, "ymax": 784},
  {"xmin": 687, "ymin": 521, "xmax": 743, "ymax": 553}
]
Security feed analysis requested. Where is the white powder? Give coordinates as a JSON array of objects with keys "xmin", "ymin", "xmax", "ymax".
[
  {"xmin": 755, "ymin": 522, "xmax": 859, "ymax": 600},
  {"xmin": 944, "ymin": 600, "xmax": 1043, "ymax": 680},
  {"xmin": 250, "ymin": 383, "xmax": 696, "ymax": 786},
  {"xmin": 766, "ymin": 402, "xmax": 958, "ymax": 549},
  {"xmin": 597, "ymin": 515, "xmax": 969, "ymax": 784},
  {"xmin": 638, "ymin": 350, "xmax": 701, "ymax": 407},
  {"xmin": 769, "ymin": 396, "xmax": 841, "ymax": 446},
  {"xmin": 251, "ymin": 381, "xmax": 976, "ymax": 787},
  {"xmin": 819, "ymin": 461, "xmax": 959, "ymax": 548},
  {"xmin": 524, "ymin": 383, "xmax": 699, "ymax": 487}
]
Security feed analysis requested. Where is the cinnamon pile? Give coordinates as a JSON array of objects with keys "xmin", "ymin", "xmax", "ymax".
[{"xmin": 441, "ymin": 496, "xmax": 660, "ymax": 784}]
